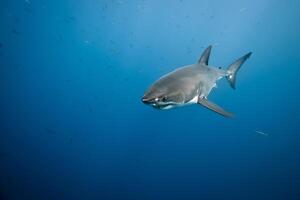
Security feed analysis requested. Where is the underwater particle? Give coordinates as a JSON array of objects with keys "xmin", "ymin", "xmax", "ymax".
[
  {"xmin": 0, "ymin": 151, "xmax": 11, "ymax": 158},
  {"xmin": 12, "ymin": 64, "xmax": 23, "ymax": 72},
  {"xmin": 69, "ymin": 137, "xmax": 73, "ymax": 144},
  {"xmin": 93, "ymin": 95, "xmax": 99, "ymax": 100},
  {"xmin": 103, "ymin": 3, "xmax": 108, "ymax": 10},
  {"xmin": 67, "ymin": 16, "xmax": 76, "ymax": 21},
  {"xmin": 88, "ymin": 105, "xmax": 93, "ymax": 112},
  {"xmin": 24, "ymin": 3, "xmax": 34, "ymax": 14},
  {"xmin": 11, "ymin": 29, "xmax": 21, "ymax": 35},
  {"xmin": 6, "ymin": 175, "xmax": 13, "ymax": 184},
  {"xmin": 65, "ymin": 16, "xmax": 76, "ymax": 23},
  {"xmin": 239, "ymin": 7, "xmax": 247, "ymax": 12},
  {"xmin": 0, "ymin": 43, "xmax": 3, "ymax": 48},
  {"xmin": 56, "ymin": 33, "xmax": 63, "ymax": 42},
  {"xmin": 13, "ymin": 16, "xmax": 21, "ymax": 24},
  {"xmin": 109, "ymin": 39, "xmax": 115, "ymax": 45},
  {"xmin": 45, "ymin": 128, "xmax": 57, "ymax": 135},
  {"xmin": 137, "ymin": 4, "xmax": 143, "ymax": 10},
  {"xmin": 25, "ymin": 0, "xmax": 30, "ymax": 4},
  {"xmin": 255, "ymin": 130, "xmax": 268, "ymax": 136},
  {"xmin": 186, "ymin": 46, "xmax": 192, "ymax": 54}
]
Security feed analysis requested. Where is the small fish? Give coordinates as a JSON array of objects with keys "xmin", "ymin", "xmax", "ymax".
[{"xmin": 255, "ymin": 130, "xmax": 268, "ymax": 136}]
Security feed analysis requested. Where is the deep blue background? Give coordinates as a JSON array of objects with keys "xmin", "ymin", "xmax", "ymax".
[{"xmin": 1, "ymin": 0, "xmax": 300, "ymax": 199}]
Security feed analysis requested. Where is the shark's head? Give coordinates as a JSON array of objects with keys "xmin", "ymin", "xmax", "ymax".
[{"xmin": 142, "ymin": 85, "xmax": 185, "ymax": 110}]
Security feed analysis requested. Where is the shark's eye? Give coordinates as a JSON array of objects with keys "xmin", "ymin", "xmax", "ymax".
[{"xmin": 162, "ymin": 96, "xmax": 168, "ymax": 101}]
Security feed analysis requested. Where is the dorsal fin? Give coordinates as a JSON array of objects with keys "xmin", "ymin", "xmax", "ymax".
[{"xmin": 198, "ymin": 45, "xmax": 212, "ymax": 65}]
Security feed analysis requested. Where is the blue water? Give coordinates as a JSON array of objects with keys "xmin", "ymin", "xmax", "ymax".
[{"xmin": 1, "ymin": 0, "xmax": 300, "ymax": 199}]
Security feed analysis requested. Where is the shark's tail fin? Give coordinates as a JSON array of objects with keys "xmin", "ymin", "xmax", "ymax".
[{"xmin": 226, "ymin": 52, "xmax": 252, "ymax": 89}]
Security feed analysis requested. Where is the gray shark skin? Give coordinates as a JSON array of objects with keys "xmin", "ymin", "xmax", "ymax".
[{"xmin": 142, "ymin": 45, "xmax": 252, "ymax": 117}]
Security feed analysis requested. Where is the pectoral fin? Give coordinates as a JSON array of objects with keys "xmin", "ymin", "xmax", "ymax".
[{"xmin": 198, "ymin": 98, "xmax": 234, "ymax": 118}]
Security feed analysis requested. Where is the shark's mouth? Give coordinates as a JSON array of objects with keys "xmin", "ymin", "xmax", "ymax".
[
  {"xmin": 142, "ymin": 97, "xmax": 177, "ymax": 110},
  {"xmin": 151, "ymin": 103, "xmax": 176, "ymax": 110}
]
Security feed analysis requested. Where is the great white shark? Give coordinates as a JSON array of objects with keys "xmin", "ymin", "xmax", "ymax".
[{"xmin": 141, "ymin": 45, "xmax": 252, "ymax": 117}]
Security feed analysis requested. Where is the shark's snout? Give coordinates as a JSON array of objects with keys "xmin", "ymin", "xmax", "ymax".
[
  {"xmin": 141, "ymin": 97, "xmax": 148, "ymax": 103},
  {"xmin": 141, "ymin": 96, "xmax": 156, "ymax": 104}
]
